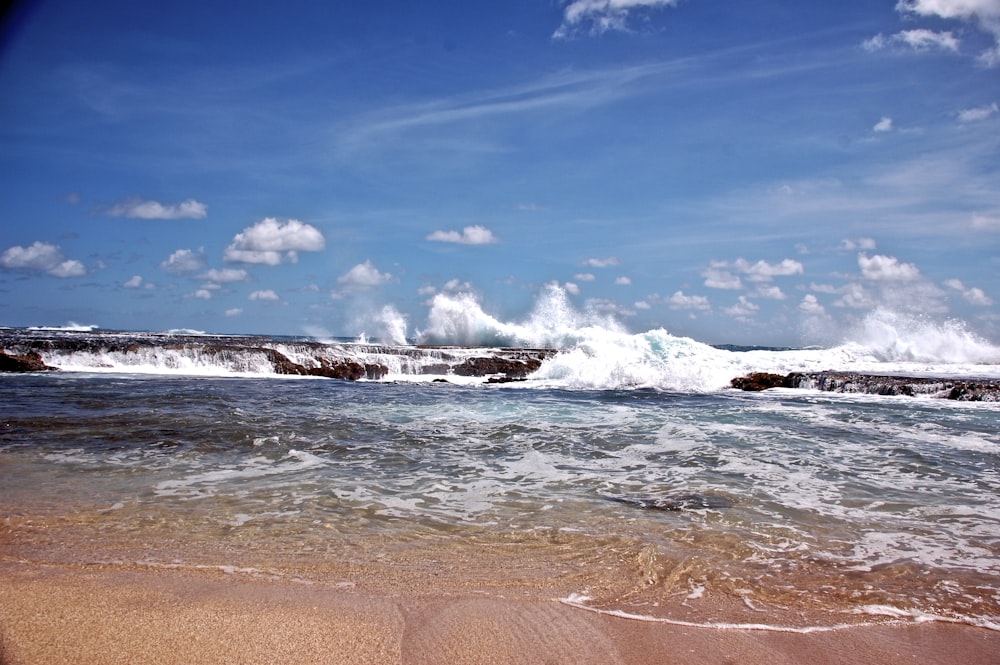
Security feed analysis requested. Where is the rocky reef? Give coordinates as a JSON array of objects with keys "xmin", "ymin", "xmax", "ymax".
[{"xmin": 731, "ymin": 371, "xmax": 1000, "ymax": 401}]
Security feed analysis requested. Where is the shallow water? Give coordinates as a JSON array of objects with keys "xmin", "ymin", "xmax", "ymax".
[{"xmin": 2, "ymin": 371, "xmax": 998, "ymax": 630}]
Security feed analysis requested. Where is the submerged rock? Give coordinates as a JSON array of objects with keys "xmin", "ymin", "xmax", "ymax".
[{"xmin": 608, "ymin": 493, "xmax": 734, "ymax": 511}]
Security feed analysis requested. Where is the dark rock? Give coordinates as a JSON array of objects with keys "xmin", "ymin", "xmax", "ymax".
[
  {"xmin": 608, "ymin": 493, "xmax": 734, "ymax": 511},
  {"xmin": 451, "ymin": 356, "xmax": 543, "ymax": 379},
  {"xmin": 730, "ymin": 372, "xmax": 791, "ymax": 391},
  {"xmin": 0, "ymin": 349, "xmax": 57, "ymax": 372}
]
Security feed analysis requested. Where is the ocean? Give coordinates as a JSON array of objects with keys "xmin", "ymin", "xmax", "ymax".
[{"xmin": 2, "ymin": 298, "xmax": 1000, "ymax": 634}]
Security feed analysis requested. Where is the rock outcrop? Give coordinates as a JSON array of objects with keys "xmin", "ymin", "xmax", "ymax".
[
  {"xmin": 0, "ymin": 350, "xmax": 57, "ymax": 372},
  {"xmin": 731, "ymin": 371, "xmax": 1000, "ymax": 401}
]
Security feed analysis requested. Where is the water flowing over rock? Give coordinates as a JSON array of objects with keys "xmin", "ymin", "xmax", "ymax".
[
  {"xmin": 0, "ymin": 329, "xmax": 554, "ymax": 381},
  {"xmin": 731, "ymin": 371, "xmax": 1000, "ymax": 401}
]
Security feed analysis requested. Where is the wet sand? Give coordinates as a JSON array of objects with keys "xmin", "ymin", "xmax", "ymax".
[{"xmin": 2, "ymin": 561, "xmax": 998, "ymax": 665}]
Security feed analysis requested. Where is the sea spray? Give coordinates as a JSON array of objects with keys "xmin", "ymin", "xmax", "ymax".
[{"xmin": 841, "ymin": 308, "xmax": 1000, "ymax": 364}]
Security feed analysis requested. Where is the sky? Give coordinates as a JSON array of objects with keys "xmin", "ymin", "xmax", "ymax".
[{"xmin": 1, "ymin": 0, "xmax": 998, "ymax": 346}]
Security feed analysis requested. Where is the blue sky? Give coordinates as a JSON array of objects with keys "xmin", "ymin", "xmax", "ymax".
[{"xmin": 1, "ymin": 0, "xmax": 998, "ymax": 346}]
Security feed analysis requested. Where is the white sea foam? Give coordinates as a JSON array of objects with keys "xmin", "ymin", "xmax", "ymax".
[{"xmin": 411, "ymin": 286, "xmax": 1000, "ymax": 390}]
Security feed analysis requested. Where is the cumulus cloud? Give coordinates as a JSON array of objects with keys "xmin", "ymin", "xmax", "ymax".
[
  {"xmin": 755, "ymin": 284, "xmax": 787, "ymax": 300},
  {"xmin": 872, "ymin": 0, "xmax": 1000, "ymax": 65},
  {"xmin": 249, "ymin": 289, "xmax": 280, "ymax": 302},
  {"xmin": 703, "ymin": 257, "xmax": 803, "ymax": 289},
  {"xmin": 337, "ymin": 260, "xmax": 392, "ymax": 288},
  {"xmin": 634, "ymin": 300, "xmax": 651, "ymax": 310},
  {"xmin": 201, "ymin": 268, "xmax": 249, "ymax": 283},
  {"xmin": 958, "ymin": 102, "xmax": 999, "ymax": 122},
  {"xmin": 106, "ymin": 197, "xmax": 207, "ymax": 220},
  {"xmin": 224, "ymin": 218, "xmax": 325, "ymax": 265},
  {"xmin": 574, "ymin": 272, "xmax": 597, "ymax": 281},
  {"xmin": 614, "ymin": 276, "xmax": 632, "ymax": 285},
  {"xmin": 426, "ymin": 225, "xmax": 498, "ymax": 245},
  {"xmin": 554, "ymin": 0, "xmax": 681, "ymax": 38},
  {"xmin": 584, "ymin": 256, "xmax": 620, "ymax": 268},
  {"xmin": 192, "ymin": 289, "xmax": 212, "ymax": 300},
  {"xmin": 848, "ymin": 253, "xmax": 948, "ymax": 313},
  {"xmin": 945, "ymin": 278, "xmax": 994, "ymax": 305},
  {"xmin": 667, "ymin": 290, "xmax": 711, "ymax": 311},
  {"xmin": 225, "ymin": 308, "xmax": 243, "ymax": 317},
  {"xmin": 724, "ymin": 295, "xmax": 759, "ymax": 319},
  {"xmin": 564, "ymin": 281, "xmax": 581, "ymax": 295},
  {"xmin": 702, "ymin": 263, "xmax": 742, "ymax": 290},
  {"xmin": 799, "ymin": 294, "xmax": 826, "ymax": 315},
  {"xmin": 857, "ymin": 253, "xmax": 921, "ymax": 281},
  {"xmin": 0, "ymin": 241, "xmax": 86, "ymax": 277},
  {"xmin": 873, "ymin": 116, "xmax": 894, "ymax": 132},
  {"xmin": 160, "ymin": 248, "xmax": 207, "ymax": 274}
]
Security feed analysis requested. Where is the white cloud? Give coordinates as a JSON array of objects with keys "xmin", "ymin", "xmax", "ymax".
[
  {"xmin": 443, "ymin": 278, "xmax": 473, "ymax": 292},
  {"xmin": 835, "ymin": 283, "xmax": 875, "ymax": 309},
  {"xmin": 123, "ymin": 275, "xmax": 143, "ymax": 288},
  {"xmin": 201, "ymin": 268, "xmax": 249, "ymax": 283},
  {"xmin": 249, "ymin": 289, "xmax": 280, "ymax": 302},
  {"xmin": 724, "ymin": 295, "xmax": 759, "ymax": 319},
  {"xmin": 971, "ymin": 213, "xmax": 1000, "ymax": 230},
  {"xmin": 840, "ymin": 237, "xmax": 877, "ymax": 251},
  {"xmin": 634, "ymin": 300, "xmax": 651, "ymax": 310},
  {"xmin": 426, "ymin": 225, "xmax": 498, "ymax": 245},
  {"xmin": 858, "ymin": 253, "xmax": 922, "ymax": 281},
  {"xmin": 224, "ymin": 218, "xmax": 325, "ymax": 265},
  {"xmin": 799, "ymin": 294, "xmax": 826, "ymax": 315},
  {"xmin": 864, "ymin": 28, "xmax": 960, "ymax": 53},
  {"xmin": 337, "ymin": 260, "xmax": 392, "ymax": 288},
  {"xmin": 873, "ymin": 116, "xmax": 894, "ymax": 132},
  {"xmin": 225, "ymin": 308, "xmax": 243, "ymax": 317},
  {"xmin": 106, "ymin": 197, "xmax": 207, "ymax": 220},
  {"xmin": 735, "ymin": 258, "xmax": 804, "ymax": 282},
  {"xmin": 755, "ymin": 284, "xmax": 786, "ymax": 300},
  {"xmin": 702, "ymin": 263, "xmax": 742, "ymax": 290},
  {"xmin": 958, "ymin": 102, "xmax": 999, "ymax": 122},
  {"xmin": 614, "ymin": 276, "xmax": 632, "ymax": 285},
  {"xmin": 584, "ymin": 256, "xmax": 619, "ymax": 268},
  {"xmin": 192, "ymin": 289, "xmax": 212, "ymax": 300},
  {"xmin": 704, "ymin": 257, "xmax": 802, "ymax": 289},
  {"xmin": 554, "ymin": 0, "xmax": 681, "ymax": 38},
  {"xmin": 574, "ymin": 272, "xmax": 596, "ymax": 281},
  {"xmin": 945, "ymin": 278, "xmax": 994, "ymax": 305},
  {"xmin": 0, "ymin": 241, "xmax": 86, "ymax": 278},
  {"xmin": 895, "ymin": 0, "xmax": 1000, "ymax": 65},
  {"xmin": 564, "ymin": 281, "xmax": 581, "ymax": 295},
  {"xmin": 667, "ymin": 290, "xmax": 711, "ymax": 311},
  {"xmin": 161, "ymin": 248, "xmax": 207, "ymax": 274}
]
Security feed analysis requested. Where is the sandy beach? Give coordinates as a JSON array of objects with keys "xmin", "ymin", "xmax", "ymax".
[{"xmin": 2, "ymin": 560, "xmax": 998, "ymax": 665}]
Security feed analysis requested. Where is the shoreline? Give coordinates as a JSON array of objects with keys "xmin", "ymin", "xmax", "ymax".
[{"xmin": 2, "ymin": 561, "xmax": 999, "ymax": 665}]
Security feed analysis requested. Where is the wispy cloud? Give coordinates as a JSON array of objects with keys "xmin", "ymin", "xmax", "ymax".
[
  {"xmin": 337, "ymin": 62, "xmax": 683, "ymax": 154},
  {"xmin": 426, "ymin": 225, "xmax": 498, "ymax": 245},
  {"xmin": 866, "ymin": 0, "xmax": 1000, "ymax": 66},
  {"xmin": 958, "ymin": 102, "xmax": 999, "ymax": 122},
  {"xmin": 105, "ymin": 197, "xmax": 207, "ymax": 220},
  {"xmin": 553, "ymin": 0, "xmax": 682, "ymax": 39}
]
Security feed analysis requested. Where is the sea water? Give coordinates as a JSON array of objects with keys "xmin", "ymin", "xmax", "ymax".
[{"xmin": 2, "ymin": 293, "xmax": 999, "ymax": 632}]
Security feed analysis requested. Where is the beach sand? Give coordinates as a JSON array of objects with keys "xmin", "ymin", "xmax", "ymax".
[{"xmin": 2, "ymin": 561, "xmax": 998, "ymax": 665}]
